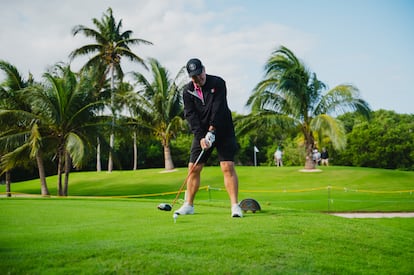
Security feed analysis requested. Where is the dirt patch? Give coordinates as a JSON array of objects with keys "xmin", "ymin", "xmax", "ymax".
[
  {"xmin": 331, "ymin": 212, "xmax": 414, "ymax": 218},
  {"xmin": 299, "ymin": 169, "xmax": 322, "ymax": 173},
  {"xmin": 159, "ymin": 169, "xmax": 178, "ymax": 173}
]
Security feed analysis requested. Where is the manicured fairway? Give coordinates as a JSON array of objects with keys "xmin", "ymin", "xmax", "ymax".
[
  {"xmin": 1, "ymin": 198, "xmax": 414, "ymax": 274},
  {"xmin": 3, "ymin": 166, "xmax": 413, "ymax": 212},
  {"xmin": 1, "ymin": 166, "xmax": 413, "ymax": 274}
]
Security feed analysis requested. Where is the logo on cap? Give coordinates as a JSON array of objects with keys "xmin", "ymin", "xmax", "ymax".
[{"xmin": 189, "ymin": 63, "xmax": 196, "ymax": 71}]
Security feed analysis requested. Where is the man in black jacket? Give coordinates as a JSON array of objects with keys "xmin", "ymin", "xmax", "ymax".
[
  {"xmin": 321, "ymin": 147, "xmax": 329, "ymax": 166},
  {"xmin": 174, "ymin": 58, "xmax": 242, "ymax": 218}
]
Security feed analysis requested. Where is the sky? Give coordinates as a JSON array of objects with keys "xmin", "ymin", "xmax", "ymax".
[{"xmin": 1, "ymin": 0, "xmax": 413, "ymax": 115}]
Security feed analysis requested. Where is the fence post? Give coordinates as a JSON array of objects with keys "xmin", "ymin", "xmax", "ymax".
[{"xmin": 327, "ymin": 186, "xmax": 331, "ymax": 212}]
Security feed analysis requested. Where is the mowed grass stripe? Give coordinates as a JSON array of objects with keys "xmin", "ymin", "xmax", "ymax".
[{"xmin": 1, "ymin": 198, "xmax": 413, "ymax": 274}]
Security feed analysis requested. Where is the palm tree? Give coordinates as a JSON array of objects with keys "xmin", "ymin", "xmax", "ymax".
[
  {"xmin": 245, "ymin": 46, "xmax": 371, "ymax": 169},
  {"xmin": 36, "ymin": 64, "xmax": 106, "ymax": 195},
  {"xmin": 82, "ymin": 63, "xmax": 111, "ymax": 172},
  {"xmin": 0, "ymin": 60, "xmax": 50, "ymax": 196},
  {"xmin": 112, "ymin": 81, "xmax": 144, "ymax": 170},
  {"xmin": 1, "ymin": 64, "xmax": 106, "ymax": 196},
  {"xmin": 69, "ymin": 7, "xmax": 152, "ymax": 172},
  {"xmin": 130, "ymin": 58, "xmax": 186, "ymax": 170}
]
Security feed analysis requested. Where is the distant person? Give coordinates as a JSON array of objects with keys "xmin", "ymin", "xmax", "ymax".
[
  {"xmin": 312, "ymin": 148, "xmax": 321, "ymax": 166},
  {"xmin": 274, "ymin": 147, "xmax": 283, "ymax": 167},
  {"xmin": 321, "ymin": 147, "xmax": 329, "ymax": 166}
]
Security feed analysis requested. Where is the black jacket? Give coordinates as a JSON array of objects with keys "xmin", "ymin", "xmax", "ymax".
[{"xmin": 183, "ymin": 74, "xmax": 235, "ymax": 141}]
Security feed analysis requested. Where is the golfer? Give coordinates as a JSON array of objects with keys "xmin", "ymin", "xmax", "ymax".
[{"xmin": 174, "ymin": 58, "xmax": 243, "ymax": 218}]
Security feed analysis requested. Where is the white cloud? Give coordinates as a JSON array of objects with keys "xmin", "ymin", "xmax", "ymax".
[
  {"xmin": 0, "ymin": 1, "xmax": 312, "ymax": 113},
  {"xmin": 4, "ymin": 0, "xmax": 411, "ymax": 115},
  {"xmin": 123, "ymin": 4, "xmax": 316, "ymax": 113}
]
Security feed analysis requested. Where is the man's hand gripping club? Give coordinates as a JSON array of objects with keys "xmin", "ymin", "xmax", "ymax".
[{"xmin": 201, "ymin": 130, "xmax": 215, "ymax": 149}]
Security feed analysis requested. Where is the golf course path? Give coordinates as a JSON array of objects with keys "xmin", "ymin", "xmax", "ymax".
[{"xmin": 331, "ymin": 212, "xmax": 414, "ymax": 218}]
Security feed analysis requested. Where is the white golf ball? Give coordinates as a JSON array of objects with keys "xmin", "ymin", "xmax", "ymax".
[{"xmin": 173, "ymin": 213, "xmax": 178, "ymax": 219}]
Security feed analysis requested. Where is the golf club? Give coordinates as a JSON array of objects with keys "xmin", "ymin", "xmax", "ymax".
[{"xmin": 157, "ymin": 149, "xmax": 205, "ymax": 211}]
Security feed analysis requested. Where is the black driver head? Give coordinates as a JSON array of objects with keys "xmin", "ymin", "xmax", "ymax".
[{"xmin": 157, "ymin": 203, "xmax": 172, "ymax": 211}]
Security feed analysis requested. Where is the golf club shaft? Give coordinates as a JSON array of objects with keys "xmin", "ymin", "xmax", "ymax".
[{"xmin": 170, "ymin": 149, "xmax": 205, "ymax": 208}]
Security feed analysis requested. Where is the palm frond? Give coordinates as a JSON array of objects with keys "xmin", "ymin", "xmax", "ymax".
[
  {"xmin": 69, "ymin": 44, "xmax": 104, "ymax": 61},
  {"xmin": 0, "ymin": 143, "xmax": 31, "ymax": 172},
  {"xmin": 0, "ymin": 60, "xmax": 26, "ymax": 91},
  {"xmin": 319, "ymin": 84, "xmax": 371, "ymax": 118},
  {"xmin": 234, "ymin": 110, "xmax": 296, "ymax": 136},
  {"xmin": 310, "ymin": 114, "xmax": 346, "ymax": 150},
  {"xmin": 66, "ymin": 132, "xmax": 86, "ymax": 168}
]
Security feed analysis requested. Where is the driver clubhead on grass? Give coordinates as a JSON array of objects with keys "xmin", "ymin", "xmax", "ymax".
[
  {"xmin": 157, "ymin": 149, "xmax": 205, "ymax": 212},
  {"xmin": 157, "ymin": 203, "xmax": 172, "ymax": 211}
]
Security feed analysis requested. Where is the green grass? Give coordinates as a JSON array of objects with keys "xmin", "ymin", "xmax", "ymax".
[
  {"xmin": 1, "ymin": 166, "xmax": 414, "ymax": 274},
  {"xmin": 3, "ymin": 166, "xmax": 414, "ymax": 212}
]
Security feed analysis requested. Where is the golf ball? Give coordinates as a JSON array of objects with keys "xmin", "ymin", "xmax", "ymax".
[{"xmin": 173, "ymin": 213, "xmax": 178, "ymax": 219}]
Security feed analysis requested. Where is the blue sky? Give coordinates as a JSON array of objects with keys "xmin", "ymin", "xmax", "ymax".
[{"xmin": 1, "ymin": 0, "xmax": 413, "ymax": 114}]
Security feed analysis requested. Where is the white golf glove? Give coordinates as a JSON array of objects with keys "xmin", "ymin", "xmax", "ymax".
[{"xmin": 204, "ymin": 131, "xmax": 216, "ymax": 148}]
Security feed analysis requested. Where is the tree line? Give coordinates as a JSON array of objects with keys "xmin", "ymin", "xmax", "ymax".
[{"xmin": 1, "ymin": 8, "xmax": 412, "ymax": 197}]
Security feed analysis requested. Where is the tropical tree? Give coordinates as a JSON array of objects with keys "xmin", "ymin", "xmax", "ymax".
[
  {"xmin": 38, "ymin": 64, "xmax": 107, "ymax": 195},
  {"xmin": 244, "ymin": 45, "xmax": 371, "ymax": 169},
  {"xmin": 336, "ymin": 110, "xmax": 414, "ymax": 170},
  {"xmin": 129, "ymin": 58, "xmax": 186, "ymax": 170},
  {"xmin": 69, "ymin": 7, "xmax": 152, "ymax": 172},
  {"xmin": 2, "ymin": 64, "xmax": 106, "ymax": 196},
  {"xmin": 112, "ymin": 81, "xmax": 147, "ymax": 170},
  {"xmin": 0, "ymin": 60, "xmax": 50, "ymax": 196}
]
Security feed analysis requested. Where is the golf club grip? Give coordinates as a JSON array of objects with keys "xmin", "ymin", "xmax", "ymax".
[{"xmin": 171, "ymin": 149, "xmax": 204, "ymax": 207}]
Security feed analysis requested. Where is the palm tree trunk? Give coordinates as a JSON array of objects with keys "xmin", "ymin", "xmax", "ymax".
[
  {"xmin": 303, "ymin": 125, "xmax": 316, "ymax": 170},
  {"xmin": 35, "ymin": 150, "xmax": 50, "ymax": 196},
  {"xmin": 133, "ymin": 131, "xmax": 137, "ymax": 170},
  {"xmin": 108, "ymin": 133, "xmax": 114, "ymax": 172},
  {"xmin": 5, "ymin": 171, "xmax": 11, "ymax": 197},
  {"xmin": 108, "ymin": 64, "xmax": 115, "ymax": 173},
  {"xmin": 164, "ymin": 145, "xmax": 174, "ymax": 170},
  {"xmin": 304, "ymin": 137, "xmax": 316, "ymax": 169},
  {"xmin": 305, "ymin": 142, "xmax": 316, "ymax": 169},
  {"xmin": 63, "ymin": 151, "xmax": 71, "ymax": 196},
  {"xmin": 57, "ymin": 147, "xmax": 64, "ymax": 196},
  {"xmin": 96, "ymin": 137, "xmax": 101, "ymax": 172}
]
